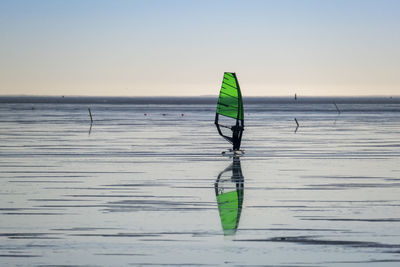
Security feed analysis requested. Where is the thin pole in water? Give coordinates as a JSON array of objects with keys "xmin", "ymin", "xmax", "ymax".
[
  {"xmin": 294, "ymin": 118, "xmax": 299, "ymax": 133},
  {"xmin": 88, "ymin": 108, "xmax": 93, "ymax": 135},
  {"xmin": 334, "ymin": 102, "xmax": 341, "ymax": 114},
  {"xmin": 88, "ymin": 108, "xmax": 93, "ymax": 123}
]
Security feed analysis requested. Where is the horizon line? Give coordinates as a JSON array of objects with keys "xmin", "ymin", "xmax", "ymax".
[
  {"xmin": 2, "ymin": 95, "xmax": 400, "ymax": 105},
  {"xmin": 1, "ymin": 94, "xmax": 400, "ymax": 98}
]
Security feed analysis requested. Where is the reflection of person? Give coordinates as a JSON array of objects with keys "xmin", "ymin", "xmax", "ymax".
[{"xmin": 215, "ymin": 156, "xmax": 244, "ymax": 235}]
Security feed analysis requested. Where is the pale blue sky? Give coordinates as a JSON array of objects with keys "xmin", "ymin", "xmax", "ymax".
[{"xmin": 0, "ymin": 0, "xmax": 399, "ymax": 96}]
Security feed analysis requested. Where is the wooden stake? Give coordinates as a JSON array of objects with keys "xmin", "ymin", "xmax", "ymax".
[
  {"xmin": 334, "ymin": 102, "xmax": 341, "ymax": 114},
  {"xmin": 294, "ymin": 118, "xmax": 299, "ymax": 133},
  {"xmin": 294, "ymin": 118, "xmax": 299, "ymax": 127},
  {"xmin": 88, "ymin": 108, "xmax": 93, "ymax": 123}
]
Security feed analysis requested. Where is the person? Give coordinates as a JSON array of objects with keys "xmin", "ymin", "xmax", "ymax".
[{"xmin": 231, "ymin": 125, "xmax": 242, "ymax": 151}]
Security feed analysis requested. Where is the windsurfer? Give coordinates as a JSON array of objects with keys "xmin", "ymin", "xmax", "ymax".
[
  {"xmin": 215, "ymin": 72, "xmax": 244, "ymax": 153},
  {"xmin": 231, "ymin": 125, "xmax": 243, "ymax": 151}
]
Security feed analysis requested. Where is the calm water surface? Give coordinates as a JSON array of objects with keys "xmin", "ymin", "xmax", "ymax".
[{"xmin": 1, "ymin": 99, "xmax": 400, "ymax": 266}]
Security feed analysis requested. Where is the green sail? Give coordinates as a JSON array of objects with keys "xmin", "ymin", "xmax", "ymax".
[
  {"xmin": 216, "ymin": 72, "xmax": 244, "ymax": 121},
  {"xmin": 217, "ymin": 189, "xmax": 244, "ymax": 235}
]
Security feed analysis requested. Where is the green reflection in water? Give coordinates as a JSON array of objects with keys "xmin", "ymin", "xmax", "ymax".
[{"xmin": 215, "ymin": 156, "xmax": 244, "ymax": 235}]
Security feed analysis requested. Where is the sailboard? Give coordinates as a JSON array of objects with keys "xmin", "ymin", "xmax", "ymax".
[
  {"xmin": 215, "ymin": 72, "xmax": 244, "ymax": 152},
  {"xmin": 215, "ymin": 156, "xmax": 244, "ymax": 235}
]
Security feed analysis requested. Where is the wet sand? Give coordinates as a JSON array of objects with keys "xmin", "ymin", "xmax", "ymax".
[{"xmin": 1, "ymin": 100, "xmax": 400, "ymax": 266}]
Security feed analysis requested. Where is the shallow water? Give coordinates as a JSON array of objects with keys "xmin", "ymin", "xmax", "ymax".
[{"xmin": 1, "ymin": 100, "xmax": 400, "ymax": 266}]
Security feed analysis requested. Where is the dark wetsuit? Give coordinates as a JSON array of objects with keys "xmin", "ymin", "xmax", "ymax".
[{"xmin": 231, "ymin": 125, "xmax": 242, "ymax": 151}]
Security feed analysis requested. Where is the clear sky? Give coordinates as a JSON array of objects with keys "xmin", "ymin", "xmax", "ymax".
[{"xmin": 0, "ymin": 0, "xmax": 399, "ymax": 96}]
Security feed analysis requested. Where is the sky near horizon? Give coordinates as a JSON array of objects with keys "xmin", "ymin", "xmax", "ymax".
[{"xmin": 0, "ymin": 0, "xmax": 399, "ymax": 97}]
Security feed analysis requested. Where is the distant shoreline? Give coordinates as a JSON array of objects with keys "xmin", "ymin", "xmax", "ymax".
[{"xmin": 1, "ymin": 96, "xmax": 400, "ymax": 104}]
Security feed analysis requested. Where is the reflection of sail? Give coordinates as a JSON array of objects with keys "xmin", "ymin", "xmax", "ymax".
[{"xmin": 215, "ymin": 156, "xmax": 244, "ymax": 235}]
